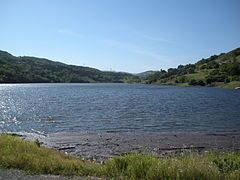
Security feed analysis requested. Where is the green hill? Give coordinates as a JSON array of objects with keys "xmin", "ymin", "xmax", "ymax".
[
  {"xmin": 1, "ymin": 48, "xmax": 239, "ymax": 87},
  {"xmin": 0, "ymin": 50, "xmax": 138, "ymax": 83},
  {"xmin": 136, "ymin": 71, "xmax": 158, "ymax": 79},
  {"xmin": 146, "ymin": 48, "xmax": 240, "ymax": 88}
]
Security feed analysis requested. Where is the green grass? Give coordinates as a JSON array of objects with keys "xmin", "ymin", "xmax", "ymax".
[
  {"xmin": 218, "ymin": 81, "xmax": 240, "ymax": 88},
  {"xmin": 177, "ymin": 83, "xmax": 189, "ymax": 86},
  {"xmin": 105, "ymin": 153, "xmax": 240, "ymax": 180},
  {"xmin": 184, "ymin": 71, "xmax": 208, "ymax": 81},
  {"xmin": 0, "ymin": 134, "xmax": 102, "ymax": 176},
  {"xmin": 0, "ymin": 134, "xmax": 240, "ymax": 179}
]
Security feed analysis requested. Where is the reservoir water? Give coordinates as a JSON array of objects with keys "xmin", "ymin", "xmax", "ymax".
[{"xmin": 0, "ymin": 83, "xmax": 240, "ymax": 135}]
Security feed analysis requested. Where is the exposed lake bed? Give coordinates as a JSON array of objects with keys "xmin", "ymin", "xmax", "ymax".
[{"xmin": 17, "ymin": 131, "xmax": 239, "ymax": 162}]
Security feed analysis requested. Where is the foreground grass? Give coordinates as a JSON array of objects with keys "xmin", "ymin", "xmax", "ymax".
[
  {"xmin": 0, "ymin": 134, "xmax": 240, "ymax": 179},
  {"xmin": 0, "ymin": 134, "xmax": 103, "ymax": 176}
]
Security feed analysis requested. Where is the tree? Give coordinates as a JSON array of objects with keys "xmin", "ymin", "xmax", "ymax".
[{"xmin": 189, "ymin": 79, "xmax": 205, "ymax": 86}]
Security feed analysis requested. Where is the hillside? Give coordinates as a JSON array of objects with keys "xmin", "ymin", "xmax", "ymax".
[
  {"xmin": 136, "ymin": 71, "xmax": 158, "ymax": 79},
  {"xmin": 0, "ymin": 50, "xmax": 138, "ymax": 83},
  {"xmin": 146, "ymin": 48, "xmax": 240, "ymax": 88}
]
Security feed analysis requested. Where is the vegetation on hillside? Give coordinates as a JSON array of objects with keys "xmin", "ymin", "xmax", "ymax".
[
  {"xmin": 0, "ymin": 134, "xmax": 240, "ymax": 179},
  {"xmin": 1, "ymin": 48, "xmax": 239, "ymax": 87},
  {"xmin": 146, "ymin": 48, "xmax": 240, "ymax": 88},
  {"xmin": 136, "ymin": 70, "xmax": 158, "ymax": 79},
  {"xmin": 0, "ymin": 50, "xmax": 138, "ymax": 83}
]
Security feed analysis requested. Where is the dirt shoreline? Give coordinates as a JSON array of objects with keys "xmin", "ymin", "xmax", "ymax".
[
  {"xmin": 1, "ymin": 131, "xmax": 240, "ymax": 179},
  {"xmin": 21, "ymin": 131, "xmax": 240, "ymax": 162}
]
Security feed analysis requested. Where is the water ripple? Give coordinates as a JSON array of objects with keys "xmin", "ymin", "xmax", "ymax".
[{"xmin": 0, "ymin": 83, "xmax": 240, "ymax": 134}]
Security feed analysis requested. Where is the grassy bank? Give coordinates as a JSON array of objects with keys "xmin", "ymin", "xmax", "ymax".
[
  {"xmin": 0, "ymin": 134, "xmax": 239, "ymax": 179},
  {"xmin": 218, "ymin": 81, "xmax": 240, "ymax": 88}
]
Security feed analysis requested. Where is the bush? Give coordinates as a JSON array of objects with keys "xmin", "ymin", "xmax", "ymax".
[
  {"xmin": 207, "ymin": 61, "xmax": 219, "ymax": 69},
  {"xmin": 224, "ymin": 78, "xmax": 230, "ymax": 84},
  {"xmin": 189, "ymin": 79, "xmax": 205, "ymax": 86},
  {"xmin": 189, "ymin": 79, "xmax": 197, "ymax": 85},
  {"xmin": 206, "ymin": 74, "xmax": 228, "ymax": 84}
]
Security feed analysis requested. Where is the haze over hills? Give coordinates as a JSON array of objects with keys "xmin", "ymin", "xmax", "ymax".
[{"xmin": 0, "ymin": 50, "xmax": 139, "ymax": 83}]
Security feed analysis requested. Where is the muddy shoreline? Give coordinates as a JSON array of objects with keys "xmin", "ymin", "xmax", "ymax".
[{"xmin": 18, "ymin": 131, "xmax": 240, "ymax": 162}]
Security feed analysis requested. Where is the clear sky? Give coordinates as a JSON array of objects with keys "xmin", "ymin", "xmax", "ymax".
[{"xmin": 0, "ymin": 0, "xmax": 239, "ymax": 73}]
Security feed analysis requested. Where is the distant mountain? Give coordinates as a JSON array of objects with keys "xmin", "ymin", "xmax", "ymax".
[
  {"xmin": 0, "ymin": 50, "xmax": 137, "ymax": 83},
  {"xmin": 136, "ymin": 71, "xmax": 158, "ymax": 78},
  {"xmin": 146, "ymin": 48, "xmax": 240, "ymax": 88}
]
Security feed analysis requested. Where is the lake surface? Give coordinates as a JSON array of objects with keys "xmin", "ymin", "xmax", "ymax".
[{"xmin": 0, "ymin": 83, "xmax": 240, "ymax": 135}]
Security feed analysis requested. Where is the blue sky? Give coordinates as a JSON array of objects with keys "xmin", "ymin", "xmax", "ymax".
[{"xmin": 0, "ymin": 0, "xmax": 239, "ymax": 73}]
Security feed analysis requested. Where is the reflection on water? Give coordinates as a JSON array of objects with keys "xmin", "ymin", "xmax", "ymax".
[{"xmin": 0, "ymin": 83, "xmax": 240, "ymax": 134}]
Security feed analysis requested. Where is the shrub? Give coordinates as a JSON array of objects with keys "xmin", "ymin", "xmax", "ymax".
[{"xmin": 189, "ymin": 79, "xmax": 205, "ymax": 86}]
